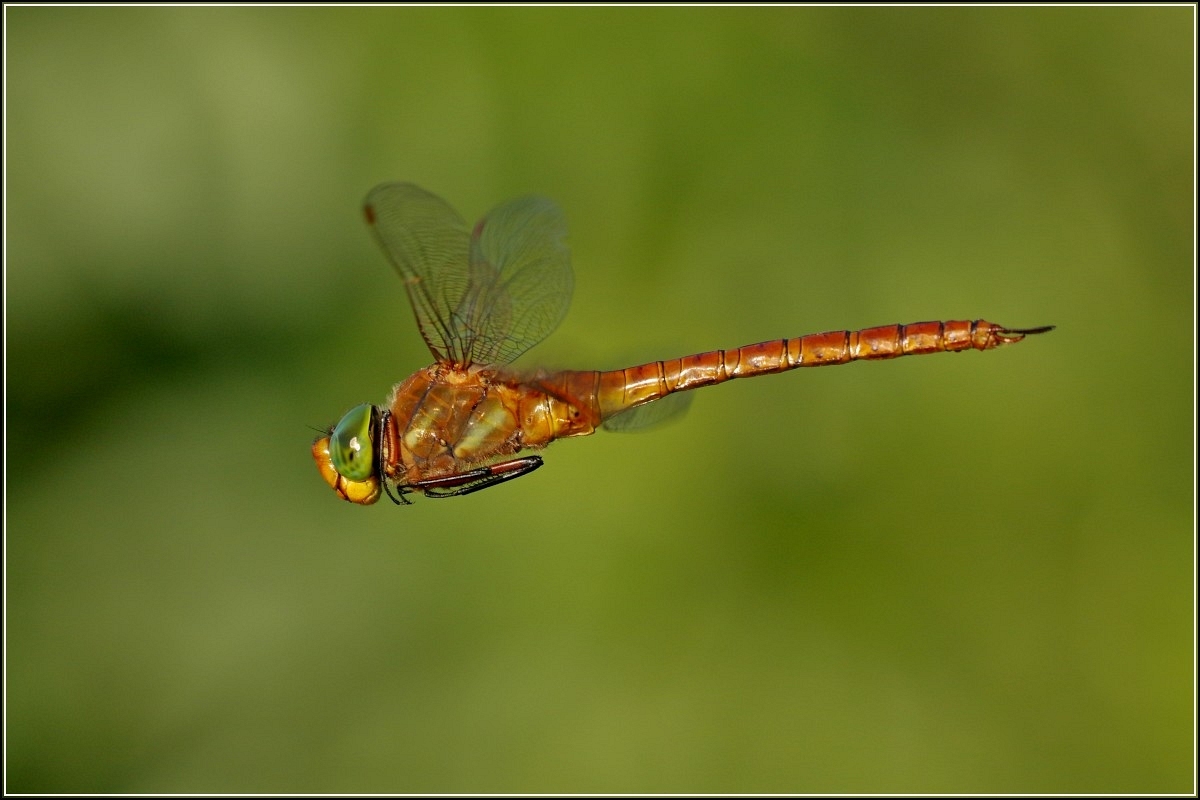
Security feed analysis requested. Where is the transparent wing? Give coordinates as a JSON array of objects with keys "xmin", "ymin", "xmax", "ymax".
[
  {"xmin": 363, "ymin": 183, "xmax": 573, "ymax": 368},
  {"xmin": 364, "ymin": 183, "xmax": 471, "ymax": 364},
  {"xmin": 460, "ymin": 194, "xmax": 573, "ymax": 366},
  {"xmin": 601, "ymin": 392, "xmax": 694, "ymax": 433}
]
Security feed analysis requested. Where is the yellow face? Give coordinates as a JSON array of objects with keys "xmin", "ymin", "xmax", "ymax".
[
  {"xmin": 312, "ymin": 404, "xmax": 383, "ymax": 505},
  {"xmin": 312, "ymin": 436, "xmax": 381, "ymax": 504}
]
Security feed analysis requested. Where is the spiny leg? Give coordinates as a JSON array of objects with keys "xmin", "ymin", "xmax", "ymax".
[
  {"xmin": 412, "ymin": 456, "xmax": 545, "ymax": 499},
  {"xmin": 382, "ymin": 481, "xmax": 413, "ymax": 506}
]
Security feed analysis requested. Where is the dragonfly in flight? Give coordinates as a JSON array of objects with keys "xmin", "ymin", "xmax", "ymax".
[{"xmin": 313, "ymin": 183, "xmax": 1052, "ymax": 505}]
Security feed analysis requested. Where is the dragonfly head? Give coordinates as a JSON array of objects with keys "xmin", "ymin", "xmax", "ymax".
[{"xmin": 312, "ymin": 403, "xmax": 382, "ymax": 504}]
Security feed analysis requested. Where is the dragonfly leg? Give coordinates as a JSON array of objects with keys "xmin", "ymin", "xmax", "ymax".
[
  {"xmin": 410, "ymin": 456, "xmax": 545, "ymax": 499},
  {"xmin": 382, "ymin": 480, "xmax": 414, "ymax": 506}
]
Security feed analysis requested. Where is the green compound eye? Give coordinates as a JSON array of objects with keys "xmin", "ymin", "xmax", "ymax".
[{"xmin": 329, "ymin": 403, "xmax": 378, "ymax": 481}]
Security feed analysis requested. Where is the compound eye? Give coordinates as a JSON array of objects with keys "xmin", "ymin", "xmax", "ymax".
[
  {"xmin": 312, "ymin": 435, "xmax": 381, "ymax": 505},
  {"xmin": 329, "ymin": 403, "xmax": 377, "ymax": 482}
]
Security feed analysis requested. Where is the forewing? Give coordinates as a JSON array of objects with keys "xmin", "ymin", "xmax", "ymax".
[
  {"xmin": 459, "ymin": 194, "xmax": 573, "ymax": 366},
  {"xmin": 364, "ymin": 183, "xmax": 471, "ymax": 364}
]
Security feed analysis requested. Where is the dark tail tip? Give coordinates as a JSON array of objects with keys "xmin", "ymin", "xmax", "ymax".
[
  {"xmin": 994, "ymin": 324, "xmax": 1055, "ymax": 344},
  {"xmin": 1003, "ymin": 324, "xmax": 1056, "ymax": 335}
]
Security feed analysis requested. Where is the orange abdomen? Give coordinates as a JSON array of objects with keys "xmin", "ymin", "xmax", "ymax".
[{"xmin": 530, "ymin": 320, "xmax": 1052, "ymax": 440}]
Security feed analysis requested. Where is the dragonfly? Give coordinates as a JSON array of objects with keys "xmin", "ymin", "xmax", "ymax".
[{"xmin": 313, "ymin": 183, "xmax": 1053, "ymax": 505}]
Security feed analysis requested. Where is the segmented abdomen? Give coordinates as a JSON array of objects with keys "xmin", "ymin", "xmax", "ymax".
[{"xmin": 581, "ymin": 319, "xmax": 1045, "ymax": 421}]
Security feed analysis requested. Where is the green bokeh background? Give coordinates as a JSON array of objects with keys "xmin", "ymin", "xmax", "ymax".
[{"xmin": 5, "ymin": 6, "xmax": 1193, "ymax": 793}]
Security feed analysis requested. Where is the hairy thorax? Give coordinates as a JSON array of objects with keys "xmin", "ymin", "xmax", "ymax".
[{"xmin": 382, "ymin": 364, "xmax": 601, "ymax": 485}]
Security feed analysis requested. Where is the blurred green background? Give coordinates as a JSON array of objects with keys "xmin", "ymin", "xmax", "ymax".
[{"xmin": 5, "ymin": 6, "xmax": 1193, "ymax": 794}]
